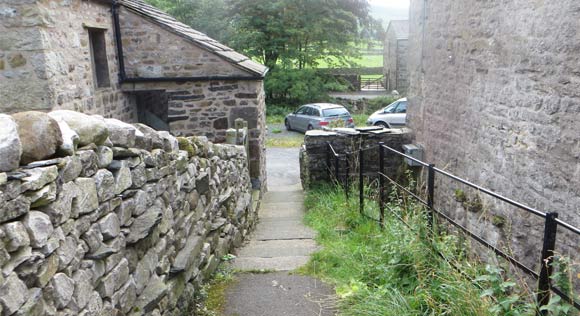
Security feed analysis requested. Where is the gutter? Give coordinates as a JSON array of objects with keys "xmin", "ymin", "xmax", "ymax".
[
  {"xmin": 111, "ymin": 1, "xmax": 265, "ymax": 83},
  {"xmin": 123, "ymin": 76, "xmax": 264, "ymax": 83}
]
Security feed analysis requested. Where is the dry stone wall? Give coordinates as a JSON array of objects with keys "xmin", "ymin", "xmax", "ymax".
[
  {"xmin": 300, "ymin": 128, "xmax": 413, "ymax": 189},
  {"xmin": 0, "ymin": 110, "xmax": 257, "ymax": 316},
  {"xmin": 408, "ymin": 0, "xmax": 580, "ymax": 268}
]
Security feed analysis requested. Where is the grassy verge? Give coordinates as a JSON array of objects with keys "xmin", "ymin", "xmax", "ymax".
[
  {"xmin": 301, "ymin": 185, "xmax": 578, "ymax": 315},
  {"xmin": 266, "ymin": 136, "xmax": 304, "ymax": 148}
]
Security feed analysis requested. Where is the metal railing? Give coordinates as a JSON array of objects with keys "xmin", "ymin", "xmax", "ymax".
[{"xmin": 326, "ymin": 141, "xmax": 580, "ymax": 314}]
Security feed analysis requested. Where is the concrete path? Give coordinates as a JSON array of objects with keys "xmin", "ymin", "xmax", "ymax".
[{"xmin": 224, "ymin": 148, "xmax": 336, "ymax": 316}]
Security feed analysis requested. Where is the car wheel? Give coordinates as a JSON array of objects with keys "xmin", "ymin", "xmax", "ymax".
[
  {"xmin": 375, "ymin": 121, "xmax": 390, "ymax": 129},
  {"xmin": 285, "ymin": 119, "xmax": 292, "ymax": 131},
  {"xmin": 307, "ymin": 124, "xmax": 314, "ymax": 131}
]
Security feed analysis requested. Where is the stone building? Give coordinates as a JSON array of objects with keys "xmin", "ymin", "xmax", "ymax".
[
  {"xmin": 407, "ymin": 0, "xmax": 580, "ymax": 268},
  {"xmin": 0, "ymin": 0, "xmax": 268, "ymax": 188},
  {"xmin": 383, "ymin": 20, "xmax": 409, "ymax": 95}
]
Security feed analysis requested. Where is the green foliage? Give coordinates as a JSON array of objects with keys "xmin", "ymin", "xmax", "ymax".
[
  {"xmin": 455, "ymin": 189, "xmax": 468, "ymax": 203},
  {"xmin": 229, "ymin": 0, "xmax": 371, "ymax": 69},
  {"xmin": 265, "ymin": 69, "xmax": 349, "ymax": 106},
  {"xmin": 302, "ymin": 185, "xmax": 492, "ymax": 315},
  {"xmin": 491, "ymin": 215, "xmax": 506, "ymax": 228},
  {"xmin": 143, "ymin": 0, "xmax": 234, "ymax": 42},
  {"xmin": 303, "ymin": 185, "xmax": 579, "ymax": 316},
  {"xmin": 266, "ymin": 105, "xmax": 293, "ymax": 125}
]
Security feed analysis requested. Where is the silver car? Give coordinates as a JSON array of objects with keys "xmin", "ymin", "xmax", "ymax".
[
  {"xmin": 366, "ymin": 97, "xmax": 408, "ymax": 128},
  {"xmin": 285, "ymin": 103, "xmax": 355, "ymax": 132}
]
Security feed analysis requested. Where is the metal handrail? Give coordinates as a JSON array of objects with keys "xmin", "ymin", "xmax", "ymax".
[{"xmin": 326, "ymin": 140, "xmax": 580, "ymax": 313}]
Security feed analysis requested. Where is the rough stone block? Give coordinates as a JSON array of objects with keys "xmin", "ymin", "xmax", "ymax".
[
  {"xmin": 0, "ymin": 114, "xmax": 22, "ymax": 172},
  {"xmin": 51, "ymin": 272, "xmax": 74, "ymax": 309},
  {"xmin": 48, "ymin": 111, "xmax": 109, "ymax": 146},
  {"xmin": 2, "ymin": 221, "xmax": 30, "ymax": 252},
  {"xmin": 93, "ymin": 169, "xmax": 115, "ymax": 202},
  {"xmin": 23, "ymin": 211, "xmax": 53, "ymax": 249},
  {"xmin": 97, "ymin": 258, "xmax": 129, "ymax": 299},
  {"xmin": 12, "ymin": 111, "xmax": 62, "ymax": 165},
  {"xmin": 0, "ymin": 273, "xmax": 28, "ymax": 314}
]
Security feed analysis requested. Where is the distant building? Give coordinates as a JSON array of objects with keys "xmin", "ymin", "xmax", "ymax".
[
  {"xmin": 383, "ymin": 20, "xmax": 409, "ymax": 95},
  {"xmin": 0, "ymin": 0, "xmax": 268, "ymax": 187}
]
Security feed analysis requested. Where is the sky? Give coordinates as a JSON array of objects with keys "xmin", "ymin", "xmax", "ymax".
[{"xmin": 368, "ymin": 0, "xmax": 410, "ymax": 25}]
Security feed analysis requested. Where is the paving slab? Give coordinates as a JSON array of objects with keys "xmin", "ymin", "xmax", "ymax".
[
  {"xmin": 224, "ymin": 272, "xmax": 336, "ymax": 316},
  {"xmin": 237, "ymin": 239, "xmax": 320, "ymax": 258}
]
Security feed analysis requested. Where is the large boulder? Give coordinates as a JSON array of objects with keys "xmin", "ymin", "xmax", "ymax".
[
  {"xmin": 49, "ymin": 110, "xmax": 109, "ymax": 146},
  {"xmin": 105, "ymin": 118, "xmax": 141, "ymax": 148},
  {"xmin": 12, "ymin": 111, "xmax": 62, "ymax": 165},
  {"xmin": 0, "ymin": 114, "xmax": 22, "ymax": 172}
]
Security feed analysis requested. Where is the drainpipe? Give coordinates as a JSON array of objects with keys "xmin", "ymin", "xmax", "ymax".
[{"xmin": 112, "ymin": 0, "xmax": 127, "ymax": 83}]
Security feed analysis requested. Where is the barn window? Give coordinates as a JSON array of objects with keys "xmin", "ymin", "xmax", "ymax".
[{"xmin": 88, "ymin": 28, "xmax": 111, "ymax": 88}]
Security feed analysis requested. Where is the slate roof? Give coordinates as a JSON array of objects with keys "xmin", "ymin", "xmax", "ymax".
[
  {"xmin": 387, "ymin": 20, "xmax": 409, "ymax": 40},
  {"xmin": 118, "ymin": 0, "xmax": 268, "ymax": 77}
]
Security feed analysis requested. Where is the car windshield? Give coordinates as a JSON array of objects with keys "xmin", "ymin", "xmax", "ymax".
[
  {"xmin": 383, "ymin": 102, "xmax": 398, "ymax": 113},
  {"xmin": 323, "ymin": 107, "xmax": 349, "ymax": 117}
]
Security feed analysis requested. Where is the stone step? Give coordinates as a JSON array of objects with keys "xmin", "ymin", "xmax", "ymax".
[
  {"xmin": 253, "ymin": 220, "xmax": 315, "ymax": 240},
  {"xmin": 236, "ymin": 239, "xmax": 319, "ymax": 258},
  {"xmin": 258, "ymin": 203, "xmax": 305, "ymax": 219},
  {"xmin": 263, "ymin": 191, "xmax": 304, "ymax": 204},
  {"xmin": 230, "ymin": 256, "xmax": 311, "ymax": 271}
]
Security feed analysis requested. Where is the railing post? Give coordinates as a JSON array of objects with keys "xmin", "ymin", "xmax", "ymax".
[
  {"xmin": 379, "ymin": 142, "xmax": 385, "ymax": 228},
  {"xmin": 326, "ymin": 142, "xmax": 331, "ymax": 180},
  {"xmin": 427, "ymin": 164, "xmax": 436, "ymax": 231},
  {"xmin": 334, "ymin": 154, "xmax": 339, "ymax": 186},
  {"xmin": 345, "ymin": 157, "xmax": 350, "ymax": 200},
  {"xmin": 537, "ymin": 212, "xmax": 558, "ymax": 315},
  {"xmin": 359, "ymin": 148, "xmax": 364, "ymax": 215}
]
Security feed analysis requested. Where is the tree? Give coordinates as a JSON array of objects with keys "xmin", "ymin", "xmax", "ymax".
[
  {"xmin": 143, "ymin": 0, "xmax": 234, "ymax": 43},
  {"xmin": 228, "ymin": 0, "xmax": 370, "ymax": 70}
]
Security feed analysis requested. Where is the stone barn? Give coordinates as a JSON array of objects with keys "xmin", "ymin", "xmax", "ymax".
[
  {"xmin": 0, "ymin": 0, "xmax": 268, "ymax": 188},
  {"xmin": 383, "ymin": 20, "xmax": 409, "ymax": 95},
  {"xmin": 407, "ymin": 0, "xmax": 580, "ymax": 268}
]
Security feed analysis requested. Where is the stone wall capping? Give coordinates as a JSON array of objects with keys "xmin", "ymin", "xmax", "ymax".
[{"xmin": 0, "ymin": 109, "xmax": 257, "ymax": 315}]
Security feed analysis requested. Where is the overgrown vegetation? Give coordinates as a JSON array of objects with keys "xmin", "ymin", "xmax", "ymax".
[
  {"xmin": 266, "ymin": 69, "xmax": 350, "ymax": 106},
  {"xmin": 178, "ymin": 264, "xmax": 236, "ymax": 316},
  {"xmin": 301, "ymin": 184, "xmax": 578, "ymax": 316}
]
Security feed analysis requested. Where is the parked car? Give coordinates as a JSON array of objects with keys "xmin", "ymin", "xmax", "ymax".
[
  {"xmin": 285, "ymin": 103, "xmax": 355, "ymax": 133},
  {"xmin": 366, "ymin": 97, "xmax": 408, "ymax": 128}
]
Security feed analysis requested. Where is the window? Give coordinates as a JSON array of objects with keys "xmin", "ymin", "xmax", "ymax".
[
  {"xmin": 323, "ymin": 107, "xmax": 349, "ymax": 117},
  {"xmin": 295, "ymin": 106, "xmax": 308, "ymax": 115},
  {"xmin": 384, "ymin": 102, "xmax": 399, "ymax": 113},
  {"xmin": 395, "ymin": 101, "xmax": 407, "ymax": 113},
  {"xmin": 306, "ymin": 107, "xmax": 319, "ymax": 116},
  {"xmin": 88, "ymin": 28, "xmax": 110, "ymax": 88}
]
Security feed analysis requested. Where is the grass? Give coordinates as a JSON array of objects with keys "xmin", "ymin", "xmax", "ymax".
[
  {"xmin": 317, "ymin": 54, "xmax": 383, "ymax": 69},
  {"xmin": 352, "ymin": 114, "xmax": 368, "ymax": 127},
  {"xmin": 266, "ymin": 135, "xmax": 304, "ymax": 148},
  {"xmin": 301, "ymin": 185, "xmax": 494, "ymax": 316}
]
